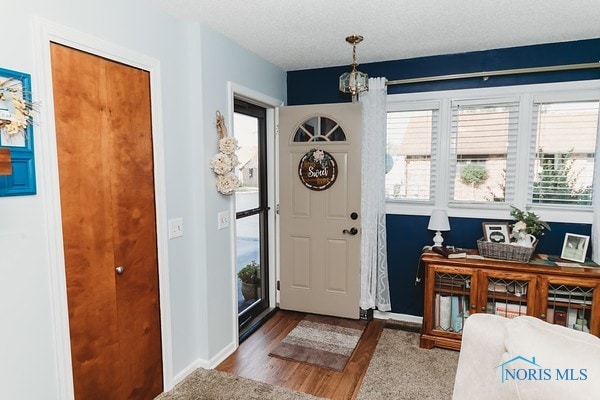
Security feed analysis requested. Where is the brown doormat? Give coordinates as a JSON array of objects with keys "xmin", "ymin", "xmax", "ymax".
[{"xmin": 268, "ymin": 314, "xmax": 367, "ymax": 371}]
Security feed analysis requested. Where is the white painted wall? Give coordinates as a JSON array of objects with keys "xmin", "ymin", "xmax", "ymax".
[
  {"xmin": 198, "ymin": 25, "xmax": 286, "ymax": 358},
  {"xmin": 0, "ymin": 1, "xmax": 285, "ymax": 398}
]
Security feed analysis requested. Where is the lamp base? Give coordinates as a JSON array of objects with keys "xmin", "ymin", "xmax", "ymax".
[{"xmin": 432, "ymin": 231, "xmax": 444, "ymax": 247}]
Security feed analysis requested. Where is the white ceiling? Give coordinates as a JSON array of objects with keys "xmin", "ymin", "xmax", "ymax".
[{"xmin": 153, "ymin": 0, "xmax": 600, "ymax": 71}]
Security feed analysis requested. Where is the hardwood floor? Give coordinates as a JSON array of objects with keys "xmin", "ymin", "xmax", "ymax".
[{"xmin": 216, "ymin": 310, "xmax": 386, "ymax": 400}]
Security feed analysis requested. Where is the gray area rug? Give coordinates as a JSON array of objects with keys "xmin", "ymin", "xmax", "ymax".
[
  {"xmin": 155, "ymin": 368, "xmax": 324, "ymax": 400},
  {"xmin": 269, "ymin": 313, "xmax": 367, "ymax": 371},
  {"xmin": 356, "ymin": 322, "xmax": 459, "ymax": 399}
]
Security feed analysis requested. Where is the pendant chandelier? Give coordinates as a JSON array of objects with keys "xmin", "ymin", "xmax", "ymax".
[{"xmin": 339, "ymin": 35, "xmax": 369, "ymax": 99}]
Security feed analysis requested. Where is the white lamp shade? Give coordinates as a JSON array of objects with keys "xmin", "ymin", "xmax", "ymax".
[{"xmin": 428, "ymin": 210, "xmax": 450, "ymax": 231}]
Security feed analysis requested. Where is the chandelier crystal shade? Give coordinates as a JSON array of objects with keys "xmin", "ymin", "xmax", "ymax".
[{"xmin": 339, "ymin": 35, "xmax": 369, "ymax": 98}]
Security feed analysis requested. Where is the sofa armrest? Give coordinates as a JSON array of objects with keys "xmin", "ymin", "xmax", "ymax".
[{"xmin": 452, "ymin": 313, "xmax": 509, "ymax": 400}]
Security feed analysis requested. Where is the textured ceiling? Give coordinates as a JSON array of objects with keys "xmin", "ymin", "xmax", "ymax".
[{"xmin": 153, "ymin": 0, "xmax": 600, "ymax": 71}]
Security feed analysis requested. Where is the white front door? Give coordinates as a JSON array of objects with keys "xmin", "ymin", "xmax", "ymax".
[{"xmin": 279, "ymin": 103, "xmax": 361, "ymax": 319}]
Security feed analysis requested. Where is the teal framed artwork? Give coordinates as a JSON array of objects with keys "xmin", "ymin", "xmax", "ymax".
[{"xmin": 0, "ymin": 67, "xmax": 36, "ymax": 196}]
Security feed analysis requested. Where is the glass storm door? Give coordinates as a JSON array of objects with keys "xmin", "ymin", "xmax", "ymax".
[{"xmin": 234, "ymin": 99, "xmax": 269, "ymax": 332}]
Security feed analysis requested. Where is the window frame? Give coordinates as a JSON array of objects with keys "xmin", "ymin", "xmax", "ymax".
[
  {"xmin": 386, "ymin": 100, "xmax": 441, "ymax": 205},
  {"xmin": 529, "ymin": 96, "xmax": 599, "ymax": 208},
  {"xmin": 448, "ymin": 97, "xmax": 520, "ymax": 207},
  {"xmin": 385, "ymin": 79, "xmax": 600, "ymax": 225}
]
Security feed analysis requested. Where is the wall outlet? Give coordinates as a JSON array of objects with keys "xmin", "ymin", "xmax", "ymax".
[
  {"xmin": 218, "ymin": 211, "xmax": 229, "ymax": 230},
  {"xmin": 168, "ymin": 218, "xmax": 184, "ymax": 239}
]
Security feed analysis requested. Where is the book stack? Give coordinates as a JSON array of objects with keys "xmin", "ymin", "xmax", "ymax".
[
  {"xmin": 434, "ymin": 294, "xmax": 469, "ymax": 333},
  {"xmin": 494, "ymin": 302, "xmax": 527, "ymax": 318},
  {"xmin": 431, "ymin": 246, "xmax": 484, "ymax": 259}
]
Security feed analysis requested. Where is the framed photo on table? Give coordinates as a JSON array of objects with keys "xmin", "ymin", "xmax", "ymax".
[
  {"xmin": 482, "ymin": 222, "xmax": 510, "ymax": 244},
  {"xmin": 560, "ymin": 233, "xmax": 589, "ymax": 263}
]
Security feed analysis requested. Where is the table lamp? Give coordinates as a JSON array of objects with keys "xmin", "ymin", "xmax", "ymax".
[{"xmin": 428, "ymin": 210, "xmax": 450, "ymax": 247}]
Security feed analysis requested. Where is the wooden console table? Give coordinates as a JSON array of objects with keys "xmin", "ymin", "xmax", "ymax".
[{"xmin": 420, "ymin": 252, "xmax": 600, "ymax": 351}]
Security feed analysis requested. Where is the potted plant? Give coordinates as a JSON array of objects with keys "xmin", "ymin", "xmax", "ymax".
[
  {"xmin": 510, "ymin": 206, "xmax": 551, "ymax": 247},
  {"xmin": 237, "ymin": 260, "xmax": 260, "ymax": 301}
]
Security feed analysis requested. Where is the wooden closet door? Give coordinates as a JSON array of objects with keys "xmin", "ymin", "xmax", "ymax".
[
  {"xmin": 51, "ymin": 43, "xmax": 162, "ymax": 400},
  {"xmin": 104, "ymin": 54, "xmax": 163, "ymax": 399}
]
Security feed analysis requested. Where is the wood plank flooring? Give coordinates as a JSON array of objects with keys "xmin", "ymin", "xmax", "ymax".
[{"xmin": 216, "ymin": 310, "xmax": 386, "ymax": 400}]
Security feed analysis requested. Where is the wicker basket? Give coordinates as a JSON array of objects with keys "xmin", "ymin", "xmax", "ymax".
[{"xmin": 477, "ymin": 238, "xmax": 537, "ymax": 262}]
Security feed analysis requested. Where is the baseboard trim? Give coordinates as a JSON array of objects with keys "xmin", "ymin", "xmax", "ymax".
[
  {"xmin": 373, "ymin": 310, "xmax": 423, "ymax": 325},
  {"xmin": 173, "ymin": 359, "xmax": 205, "ymax": 386},
  {"xmin": 207, "ymin": 341, "xmax": 237, "ymax": 369},
  {"xmin": 172, "ymin": 341, "xmax": 238, "ymax": 385}
]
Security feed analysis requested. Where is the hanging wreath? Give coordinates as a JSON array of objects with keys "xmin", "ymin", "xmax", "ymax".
[
  {"xmin": 0, "ymin": 78, "xmax": 34, "ymax": 137},
  {"xmin": 298, "ymin": 148, "xmax": 338, "ymax": 191},
  {"xmin": 210, "ymin": 111, "xmax": 240, "ymax": 195}
]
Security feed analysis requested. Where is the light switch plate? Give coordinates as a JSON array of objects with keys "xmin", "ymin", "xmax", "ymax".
[
  {"xmin": 168, "ymin": 217, "xmax": 184, "ymax": 239},
  {"xmin": 218, "ymin": 211, "xmax": 229, "ymax": 230}
]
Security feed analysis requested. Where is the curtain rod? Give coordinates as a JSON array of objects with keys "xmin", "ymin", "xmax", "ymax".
[{"xmin": 385, "ymin": 61, "xmax": 600, "ymax": 86}]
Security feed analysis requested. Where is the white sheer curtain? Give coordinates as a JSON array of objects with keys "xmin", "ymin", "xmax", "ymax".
[
  {"xmin": 592, "ymin": 113, "xmax": 600, "ymax": 263},
  {"xmin": 359, "ymin": 77, "xmax": 391, "ymax": 311}
]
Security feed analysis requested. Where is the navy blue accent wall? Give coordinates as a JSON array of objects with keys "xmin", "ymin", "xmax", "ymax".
[
  {"xmin": 387, "ymin": 215, "xmax": 593, "ymax": 317},
  {"xmin": 287, "ymin": 38, "xmax": 600, "ymax": 105},
  {"xmin": 287, "ymin": 38, "xmax": 600, "ymax": 316}
]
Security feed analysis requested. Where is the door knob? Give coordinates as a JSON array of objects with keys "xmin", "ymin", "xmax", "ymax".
[
  {"xmin": 115, "ymin": 266, "xmax": 125, "ymax": 274},
  {"xmin": 343, "ymin": 227, "xmax": 358, "ymax": 235}
]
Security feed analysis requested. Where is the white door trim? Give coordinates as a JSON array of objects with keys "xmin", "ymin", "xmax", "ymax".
[
  {"xmin": 226, "ymin": 82, "xmax": 283, "ymax": 346},
  {"xmin": 32, "ymin": 17, "xmax": 173, "ymax": 399}
]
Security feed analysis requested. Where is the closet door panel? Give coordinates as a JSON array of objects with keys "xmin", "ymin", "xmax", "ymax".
[
  {"xmin": 52, "ymin": 44, "xmax": 124, "ymax": 399},
  {"xmin": 106, "ymin": 59, "xmax": 162, "ymax": 399}
]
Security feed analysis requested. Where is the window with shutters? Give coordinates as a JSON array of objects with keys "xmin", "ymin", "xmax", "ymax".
[
  {"xmin": 449, "ymin": 101, "xmax": 518, "ymax": 204},
  {"xmin": 386, "ymin": 107, "xmax": 438, "ymax": 201},
  {"xmin": 385, "ymin": 80, "xmax": 600, "ymax": 223},
  {"xmin": 530, "ymin": 100, "xmax": 599, "ymax": 207}
]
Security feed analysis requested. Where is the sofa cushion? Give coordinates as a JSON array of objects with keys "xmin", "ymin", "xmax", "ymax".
[
  {"xmin": 502, "ymin": 315, "xmax": 600, "ymax": 399},
  {"xmin": 452, "ymin": 314, "xmax": 512, "ymax": 400}
]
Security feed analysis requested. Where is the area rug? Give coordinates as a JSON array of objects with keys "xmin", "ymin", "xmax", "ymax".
[
  {"xmin": 154, "ymin": 368, "xmax": 324, "ymax": 400},
  {"xmin": 356, "ymin": 320, "xmax": 459, "ymax": 399},
  {"xmin": 268, "ymin": 314, "xmax": 367, "ymax": 371}
]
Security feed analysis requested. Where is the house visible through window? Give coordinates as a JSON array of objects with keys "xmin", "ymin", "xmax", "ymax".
[
  {"xmin": 450, "ymin": 102, "xmax": 518, "ymax": 204},
  {"xmin": 531, "ymin": 101, "xmax": 599, "ymax": 206},
  {"xmin": 385, "ymin": 81, "xmax": 600, "ymax": 221},
  {"xmin": 386, "ymin": 109, "xmax": 437, "ymax": 201}
]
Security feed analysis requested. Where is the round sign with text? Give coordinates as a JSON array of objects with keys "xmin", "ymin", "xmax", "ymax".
[{"xmin": 298, "ymin": 148, "xmax": 337, "ymax": 191}]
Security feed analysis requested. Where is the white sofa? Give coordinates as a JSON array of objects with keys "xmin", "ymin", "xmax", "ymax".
[{"xmin": 452, "ymin": 313, "xmax": 600, "ymax": 400}]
